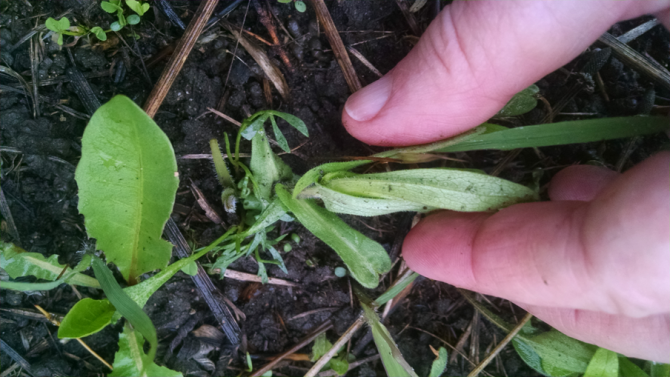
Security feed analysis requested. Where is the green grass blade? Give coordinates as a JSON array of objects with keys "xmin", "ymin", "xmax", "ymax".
[
  {"xmin": 76, "ymin": 95, "xmax": 179, "ymax": 284},
  {"xmin": 618, "ymin": 356, "xmax": 648, "ymax": 377},
  {"xmin": 92, "ymin": 256, "xmax": 158, "ymax": 371},
  {"xmin": 276, "ymin": 185, "xmax": 390, "ymax": 288},
  {"xmin": 435, "ymin": 116, "xmax": 669, "ymax": 153},
  {"xmin": 374, "ymin": 271, "xmax": 418, "ymax": 306}
]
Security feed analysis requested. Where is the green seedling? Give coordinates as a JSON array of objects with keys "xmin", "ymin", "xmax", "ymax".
[
  {"xmin": 428, "ymin": 347, "xmax": 448, "ymax": 377},
  {"xmin": 44, "ymin": 17, "xmax": 102, "ymax": 45},
  {"xmin": 101, "ymin": 0, "xmax": 148, "ymax": 31},
  {"xmin": 278, "ymin": 0, "xmax": 307, "ymax": 12},
  {"xmin": 310, "ymin": 333, "xmax": 351, "ymax": 375}
]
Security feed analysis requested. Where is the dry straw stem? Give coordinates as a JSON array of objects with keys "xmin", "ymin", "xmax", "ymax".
[
  {"xmin": 223, "ymin": 22, "xmax": 290, "ymax": 100},
  {"xmin": 251, "ymin": 320, "xmax": 334, "ymax": 377},
  {"xmin": 598, "ymin": 31, "xmax": 670, "ymax": 91},
  {"xmin": 143, "ymin": 0, "xmax": 219, "ymax": 117},
  {"xmin": 308, "ymin": 0, "xmax": 362, "ymax": 92},
  {"xmin": 304, "ymin": 315, "xmax": 367, "ymax": 377},
  {"xmin": 467, "ymin": 312, "xmax": 534, "ymax": 377}
]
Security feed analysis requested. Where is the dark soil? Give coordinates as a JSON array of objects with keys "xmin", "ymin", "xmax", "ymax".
[{"xmin": 1, "ymin": 1, "xmax": 668, "ymax": 376}]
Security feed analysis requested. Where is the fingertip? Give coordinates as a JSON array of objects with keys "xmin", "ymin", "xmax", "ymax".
[
  {"xmin": 403, "ymin": 211, "xmax": 489, "ymax": 288},
  {"xmin": 548, "ymin": 165, "xmax": 619, "ymax": 201}
]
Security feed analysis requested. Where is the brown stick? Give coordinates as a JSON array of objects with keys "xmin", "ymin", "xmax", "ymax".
[
  {"xmin": 252, "ymin": 0, "xmax": 293, "ymax": 70},
  {"xmin": 308, "ymin": 0, "xmax": 362, "ymax": 93},
  {"xmin": 251, "ymin": 320, "xmax": 334, "ymax": 377},
  {"xmin": 143, "ymin": 0, "xmax": 219, "ymax": 117},
  {"xmin": 395, "ymin": 0, "xmax": 422, "ymax": 36}
]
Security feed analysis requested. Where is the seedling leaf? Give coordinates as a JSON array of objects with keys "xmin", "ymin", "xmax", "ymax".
[
  {"xmin": 58, "ymin": 299, "xmax": 116, "ymax": 339},
  {"xmin": 270, "ymin": 115, "xmax": 290, "ymax": 153},
  {"xmin": 0, "ymin": 241, "xmax": 100, "ymax": 288},
  {"xmin": 293, "ymin": 160, "xmax": 371, "ymax": 198},
  {"xmin": 110, "ymin": 21, "xmax": 122, "ymax": 31},
  {"xmin": 100, "ymin": 1, "xmax": 121, "ymax": 13},
  {"xmin": 300, "ymin": 183, "xmax": 437, "ymax": 216},
  {"xmin": 250, "ymin": 129, "xmax": 292, "ymax": 202},
  {"xmin": 127, "ymin": 14, "xmax": 141, "ymax": 25},
  {"xmin": 126, "ymin": 0, "xmax": 149, "ymax": 16},
  {"xmin": 321, "ymin": 169, "xmax": 537, "ymax": 213},
  {"xmin": 360, "ymin": 301, "xmax": 418, "ymax": 377},
  {"xmin": 311, "ymin": 333, "xmax": 333, "ymax": 362},
  {"xmin": 436, "ymin": 117, "xmax": 669, "ymax": 153},
  {"xmin": 75, "ymin": 95, "xmax": 179, "ymax": 284},
  {"xmin": 583, "ymin": 348, "xmax": 619, "ymax": 377},
  {"xmin": 295, "ymin": 1, "xmax": 307, "ymax": 12},
  {"xmin": 180, "ymin": 261, "xmax": 198, "ymax": 276},
  {"xmin": 209, "ymin": 139, "xmax": 234, "ymax": 188},
  {"xmin": 497, "ymin": 85, "xmax": 539, "ymax": 117},
  {"xmin": 110, "ymin": 324, "xmax": 182, "ymax": 377},
  {"xmin": 46, "ymin": 17, "xmax": 70, "ymax": 32},
  {"xmin": 276, "ymin": 185, "xmax": 390, "ymax": 288},
  {"xmin": 428, "ymin": 347, "xmax": 448, "ymax": 377},
  {"xmin": 650, "ymin": 363, "xmax": 670, "ymax": 377},
  {"xmin": 90, "ymin": 26, "xmax": 107, "ymax": 41},
  {"xmin": 242, "ymin": 198, "xmax": 288, "ymax": 237}
]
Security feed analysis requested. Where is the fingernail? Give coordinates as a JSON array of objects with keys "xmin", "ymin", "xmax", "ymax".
[{"xmin": 344, "ymin": 76, "xmax": 392, "ymax": 121}]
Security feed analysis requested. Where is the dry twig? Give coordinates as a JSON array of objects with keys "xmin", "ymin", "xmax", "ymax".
[{"xmin": 308, "ymin": 0, "xmax": 362, "ymax": 93}]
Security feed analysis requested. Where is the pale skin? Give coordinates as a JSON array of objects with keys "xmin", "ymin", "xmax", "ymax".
[{"xmin": 342, "ymin": 1, "xmax": 670, "ymax": 362}]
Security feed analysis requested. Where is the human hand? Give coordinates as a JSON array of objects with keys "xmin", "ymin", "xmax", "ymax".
[{"xmin": 342, "ymin": 1, "xmax": 670, "ymax": 362}]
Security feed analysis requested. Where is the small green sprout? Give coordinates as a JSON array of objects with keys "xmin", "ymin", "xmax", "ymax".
[
  {"xmin": 278, "ymin": 0, "xmax": 307, "ymax": 13},
  {"xmin": 101, "ymin": 0, "xmax": 149, "ymax": 32},
  {"xmin": 283, "ymin": 244, "xmax": 292, "ymax": 252},
  {"xmin": 290, "ymin": 233, "xmax": 301, "ymax": 244},
  {"xmin": 45, "ymin": 17, "xmax": 71, "ymax": 45}
]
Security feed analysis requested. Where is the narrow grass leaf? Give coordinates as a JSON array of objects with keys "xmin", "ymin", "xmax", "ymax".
[
  {"xmin": 497, "ymin": 85, "xmax": 539, "ymax": 116},
  {"xmin": 58, "ymin": 299, "xmax": 116, "ymax": 339},
  {"xmin": 293, "ymin": 160, "xmax": 371, "ymax": 198},
  {"xmin": 92, "ymin": 256, "xmax": 158, "ymax": 370},
  {"xmin": 360, "ymin": 301, "xmax": 418, "ymax": 377},
  {"xmin": 76, "ymin": 95, "xmax": 179, "ymax": 283},
  {"xmin": 428, "ymin": 347, "xmax": 448, "ymax": 377},
  {"xmin": 584, "ymin": 348, "xmax": 619, "ymax": 377},
  {"xmin": 276, "ymin": 185, "xmax": 390, "ymax": 288},
  {"xmin": 322, "ymin": 169, "xmax": 537, "ymax": 213},
  {"xmin": 374, "ymin": 272, "xmax": 418, "ymax": 306},
  {"xmin": 436, "ymin": 117, "xmax": 669, "ymax": 153},
  {"xmin": 110, "ymin": 323, "xmax": 182, "ymax": 377}
]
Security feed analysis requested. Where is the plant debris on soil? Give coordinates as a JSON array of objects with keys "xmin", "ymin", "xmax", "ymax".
[{"xmin": 1, "ymin": 1, "xmax": 668, "ymax": 376}]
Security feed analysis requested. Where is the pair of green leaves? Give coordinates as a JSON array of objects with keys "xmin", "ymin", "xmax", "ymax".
[
  {"xmin": 45, "ymin": 17, "xmax": 71, "ymax": 45},
  {"xmin": 101, "ymin": 0, "xmax": 144, "ymax": 31},
  {"xmin": 277, "ymin": 0, "xmax": 307, "ymax": 13}
]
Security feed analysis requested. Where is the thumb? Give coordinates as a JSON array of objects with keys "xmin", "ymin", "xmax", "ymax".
[
  {"xmin": 403, "ymin": 152, "xmax": 670, "ymax": 317},
  {"xmin": 343, "ymin": 1, "xmax": 670, "ymax": 146}
]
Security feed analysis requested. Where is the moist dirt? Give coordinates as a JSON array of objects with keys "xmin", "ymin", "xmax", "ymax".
[{"xmin": 1, "ymin": 1, "xmax": 668, "ymax": 376}]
